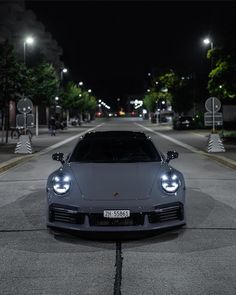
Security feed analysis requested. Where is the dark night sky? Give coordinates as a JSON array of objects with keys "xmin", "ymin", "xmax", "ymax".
[{"xmin": 25, "ymin": 1, "xmax": 236, "ymax": 107}]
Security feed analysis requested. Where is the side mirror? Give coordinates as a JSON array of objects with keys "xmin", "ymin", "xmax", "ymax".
[
  {"xmin": 166, "ymin": 151, "xmax": 178, "ymax": 163},
  {"xmin": 52, "ymin": 152, "xmax": 65, "ymax": 164}
]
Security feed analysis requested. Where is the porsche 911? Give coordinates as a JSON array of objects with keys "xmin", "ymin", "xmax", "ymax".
[{"xmin": 46, "ymin": 131, "xmax": 186, "ymax": 232}]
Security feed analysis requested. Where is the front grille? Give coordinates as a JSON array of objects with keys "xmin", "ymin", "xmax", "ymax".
[
  {"xmin": 49, "ymin": 205, "xmax": 84, "ymax": 224},
  {"xmin": 148, "ymin": 203, "xmax": 184, "ymax": 223},
  {"xmin": 89, "ymin": 213, "xmax": 145, "ymax": 226}
]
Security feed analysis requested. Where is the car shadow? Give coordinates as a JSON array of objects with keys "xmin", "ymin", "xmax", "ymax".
[{"xmin": 0, "ymin": 187, "xmax": 235, "ymax": 253}]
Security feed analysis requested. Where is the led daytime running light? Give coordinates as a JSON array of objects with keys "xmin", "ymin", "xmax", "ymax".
[
  {"xmin": 161, "ymin": 173, "xmax": 179, "ymax": 193},
  {"xmin": 53, "ymin": 174, "xmax": 71, "ymax": 194}
]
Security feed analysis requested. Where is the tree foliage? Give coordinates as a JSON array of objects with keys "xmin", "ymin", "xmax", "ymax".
[
  {"xmin": 0, "ymin": 40, "xmax": 22, "ymax": 107},
  {"xmin": 143, "ymin": 90, "xmax": 158, "ymax": 112},
  {"xmin": 61, "ymin": 82, "xmax": 97, "ymax": 114},
  {"xmin": 26, "ymin": 61, "xmax": 60, "ymax": 106},
  {"xmin": 207, "ymin": 49, "xmax": 236, "ymax": 100},
  {"xmin": 144, "ymin": 69, "xmax": 196, "ymax": 115}
]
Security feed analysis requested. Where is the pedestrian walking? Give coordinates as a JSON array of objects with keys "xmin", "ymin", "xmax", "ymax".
[{"xmin": 49, "ymin": 116, "xmax": 56, "ymax": 136}]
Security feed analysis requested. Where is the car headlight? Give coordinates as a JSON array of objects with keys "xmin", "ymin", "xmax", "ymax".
[
  {"xmin": 52, "ymin": 175, "xmax": 71, "ymax": 194},
  {"xmin": 161, "ymin": 173, "xmax": 179, "ymax": 193}
]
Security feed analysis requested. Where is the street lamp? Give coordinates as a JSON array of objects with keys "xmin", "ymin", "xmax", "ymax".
[
  {"xmin": 60, "ymin": 68, "xmax": 68, "ymax": 82},
  {"xmin": 23, "ymin": 36, "xmax": 34, "ymax": 65},
  {"xmin": 203, "ymin": 37, "xmax": 214, "ymax": 69},
  {"xmin": 88, "ymin": 89, "xmax": 92, "ymax": 93},
  {"xmin": 203, "ymin": 37, "xmax": 213, "ymax": 49},
  {"xmin": 79, "ymin": 81, "xmax": 83, "ymax": 86}
]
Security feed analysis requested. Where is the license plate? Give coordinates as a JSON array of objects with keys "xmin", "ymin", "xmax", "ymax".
[{"xmin": 104, "ymin": 210, "xmax": 130, "ymax": 218}]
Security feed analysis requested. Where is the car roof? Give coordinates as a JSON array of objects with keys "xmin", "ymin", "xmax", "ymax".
[{"xmin": 83, "ymin": 131, "xmax": 149, "ymax": 140}]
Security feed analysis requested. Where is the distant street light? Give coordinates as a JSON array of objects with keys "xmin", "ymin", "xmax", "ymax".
[
  {"xmin": 79, "ymin": 81, "xmax": 83, "ymax": 86},
  {"xmin": 60, "ymin": 68, "xmax": 68, "ymax": 81},
  {"xmin": 147, "ymin": 89, "xmax": 151, "ymax": 92},
  {"xmin": 88, "ymin": 89, "xmax": 92, "ymax": 93},
  {"xmin": 23, "ymin": 36, "xmax": 34, "ymax": 65}
]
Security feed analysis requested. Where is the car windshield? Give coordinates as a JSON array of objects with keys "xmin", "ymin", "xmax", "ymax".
[{"xmin": 70, "ymin": 138, "xmax": 161, "ymax": 163}]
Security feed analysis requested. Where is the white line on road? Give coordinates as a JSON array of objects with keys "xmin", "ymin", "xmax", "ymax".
[
  {"xmin": 135, "ymin": 123, "xmax": 236, "ymax": 170},
  {"xmin": 135, "ymin": 123, "xmax": 203, "ymax": 154}
]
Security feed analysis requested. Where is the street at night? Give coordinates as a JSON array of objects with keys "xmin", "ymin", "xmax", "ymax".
[
  {"xmin": 1, "ymin": 0, "xmax": 236, "ymax": 294},
  {"xmin": 0, "ymin": 118, "xmax": 236, "ymax": 294}
]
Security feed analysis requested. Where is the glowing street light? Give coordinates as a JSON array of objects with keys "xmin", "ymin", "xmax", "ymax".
[
  {"xmin": 79, "ymin": 81, "xmax": 83, "ymax": 86},
  {"xmin": 61, "ymin": 68, "xmax": 68, "ymax": 81},
  {"xmin": 203, "ymin": 38, "xmax": 213, "ymax": 49},
  {"xmin": 23, "ymin": 36, "xmax": 35, "ymax": 65},
  {"xmin": 88, "ymin": 89, "xmax": 92, "ymax": 93},
  {"xmin": 203, "ymin": 37, "xmax": 214, "ymax": 69}
]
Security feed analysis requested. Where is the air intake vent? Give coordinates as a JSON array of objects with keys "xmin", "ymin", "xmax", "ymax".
[
  {"xmin": 49, "ymin": 205, "xmax": 84, "ymax": 224},
  {"xmin": 148, "ymin": 203, "xmax": 183, "ymax": 224}
]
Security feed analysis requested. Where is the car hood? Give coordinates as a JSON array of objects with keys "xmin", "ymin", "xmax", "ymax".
[{"xmin": 70, "ymin": 162, "xmax": 162, "ymax": 201}]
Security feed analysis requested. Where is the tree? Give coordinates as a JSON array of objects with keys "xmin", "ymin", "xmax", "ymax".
[
  {"xmin": 0, "ymin": 40, "xmax": 23, "ymax": 143},
  {"xmin": 28, "ymin": 60, "xmax": 60, "ymax": 106},
  {"xmin": 60, "ymin": 82, "xmax": 97, "ymax": 122},
  {"xmin": 22, "ymin": 60, "xmax": 60, "ymax": 135},
  {"xmin": 61, "ymin": 81, "xmax": 83, "ymax": 111},
  {"xmin": 143, "ymin": 90, "xmax": 158, "ymax": 113},
  {"xmin": 82, "ymin": 92, "xmax": 97, "ymax": 121},
  {"xmin": 207, "ymin": 48, "xmax": 236, "ymax": 100},
  {"xmin": 156, "ymin": 70, "xmax": 195, "ymax": 115}
]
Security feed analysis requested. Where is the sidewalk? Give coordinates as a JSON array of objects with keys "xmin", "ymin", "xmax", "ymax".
[
  {"xmin": 0, "ymin": 122, "xmax": 99, "ymax": 173},
  {"xmin": 139, "ymin": 120, "xmax": 236, "ymax": 170}
]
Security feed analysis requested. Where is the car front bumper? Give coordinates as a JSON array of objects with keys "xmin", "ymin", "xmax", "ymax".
[{"xmin": 47, "ymin": 202, "xmax": 185, "ymax": 232}]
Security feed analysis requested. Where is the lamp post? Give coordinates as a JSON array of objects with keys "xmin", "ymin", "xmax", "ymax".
[
  {"xmin": 23, "ymin": 36, "xmax": 34, "ymax": 65},
  {"xmin": 203, "ymin": 37, "xmax": 214, "ymax": 69},
  {"xmin": 60, "ymin": 68, "xmax": 68, "ymax": 82}
]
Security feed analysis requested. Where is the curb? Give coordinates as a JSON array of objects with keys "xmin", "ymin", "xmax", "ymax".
[
  {"xmin": 0, "ymin": 155, "xmax": 34, "ymax": 174},
  {"xmin": 136, "ymin": 123, "xmax": 236, "ymax": 171},
  {"xmin": 204, "ymin": 153, "xmax": 236, "ymax": 170}
]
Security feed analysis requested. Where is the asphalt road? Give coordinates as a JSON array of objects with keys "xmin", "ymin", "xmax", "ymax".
[{"xmin": 0, "ymin": 118, "xmax": 235, "ymax": 295}]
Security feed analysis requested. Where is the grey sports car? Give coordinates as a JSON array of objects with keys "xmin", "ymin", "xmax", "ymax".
[{"xmin": 46, "ymin": 131, "xmax": 186, "ymax": 232}]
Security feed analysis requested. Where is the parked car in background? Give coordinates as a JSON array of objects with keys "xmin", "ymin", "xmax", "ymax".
[{"xmin": 173, "ymin": 116, "xmax": 195, "ymax": 130}]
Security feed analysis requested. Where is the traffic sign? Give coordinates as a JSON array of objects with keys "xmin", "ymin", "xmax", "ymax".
[
  {"xmin": 16, "ymin": 114, "xmax": 34, "ymax": 127},
  {"xmin": 204, "ymin": 112, "xmax": 223, "ymax": 126},
  {"xmin": 205, "ymin": 97, "xmax": 221, "ymax": 113},
  {"xmin": 17, "ymin": 98, "xmax": 33, "ymax": 114}
]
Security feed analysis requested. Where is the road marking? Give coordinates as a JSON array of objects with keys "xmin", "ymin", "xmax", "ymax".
[
  {"xmin": 136, "ymin": 123, "xmax": 236, "ymax": 170},
  {"xmin": 114, "ymin": 241, "xmax": 123, "ymax": 295},
  {"xmin": 136, "ymin": 123, "xmax": 204, "ymax": 154}
]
